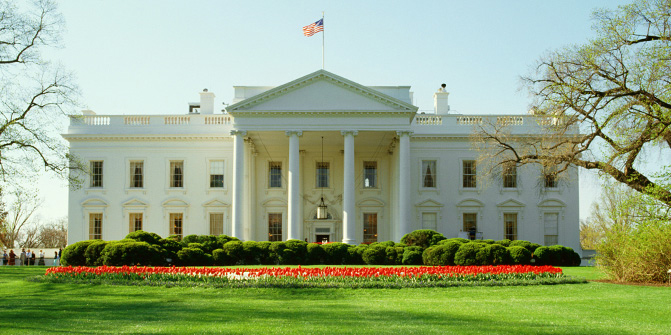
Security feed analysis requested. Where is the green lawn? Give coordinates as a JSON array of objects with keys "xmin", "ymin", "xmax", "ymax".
[{"xmin": 0, "ymin": 266, "xmax": 668, "ymax": 334}]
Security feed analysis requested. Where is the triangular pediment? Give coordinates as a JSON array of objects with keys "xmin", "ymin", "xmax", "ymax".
[
  {"xmin": 227, "ymin": 70, "xmax": 418, "ymax": 113},
  {"xmin": 416, "ymin": 199, "xmax": 444, "ymax": 207},
  {"xmin": 81, "ymin": 198, "xmax": 108, "ymax": 207},
  {"xmin": 123, "ymin": 198, "xmax": 149, "ymax": 208},
  {"xmin": 203, "ymin": 199, "xmax": 230, "ymax": 207},
  {"xmin": 162, "ymin": 198, "xmax": 189, "ymax": 207},
  {"xmin": 497, "ymin": 199, "xmax": 526, "ymax": 208}
]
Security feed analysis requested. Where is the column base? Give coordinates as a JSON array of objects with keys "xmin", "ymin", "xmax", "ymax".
[{"xmin": 341, "ymin": 238, "xmax": 356, "ymax": 245}]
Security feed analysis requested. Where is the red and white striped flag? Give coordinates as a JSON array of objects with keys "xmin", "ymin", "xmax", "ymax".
[{"xmin": 303, "ymin": 18, "xmax": 324, "ymax": 37}]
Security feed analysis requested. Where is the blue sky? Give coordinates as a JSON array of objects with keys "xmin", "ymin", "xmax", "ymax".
[{"xmin": 38, "ymin": 0, "xmax": 633, "ymax": 222}]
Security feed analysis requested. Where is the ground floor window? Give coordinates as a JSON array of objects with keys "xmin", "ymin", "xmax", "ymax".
[
  {"xmin": 268, "ymin": 213, "xmax": 282, "ymax": 241},
  {"xmin": 544, "ymin": 212, "xmax": 559, "ymax": 245},
  {"xmin": 129, "ymin": 213, "xmax": 143, "ymax": 232},
  {"xmin": 422, "ymin": 212, "xmax": 437, "ymax": 231},
  {"xmin": 170, "ymin": 213, "xmax": 183, "ymax": 238},
  {"xmin": 504, "ymin": 213, "xmax": 518, "ymax": 240},
  {"xmin": 89, "ymin": 213, "xmax": 102, "ymax": 240},
  {"xmin": 363, "ymin": 213, "xmax": 378, "ymax": 243},
  {"xmin": 210, "ymin": 213, "xmax": 224, "ymax": 235},
  {"xmin": 463, "ymin": 213, "xmax": 477, "ymax": 239}
]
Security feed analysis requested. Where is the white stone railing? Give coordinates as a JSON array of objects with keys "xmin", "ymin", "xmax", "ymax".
[
  {"xmin": 164, "ymin": 116, "xmax": 190, "ymax": 125},
  {"xmin": 411, "ymin": 114, "xmax": 579, "ymax": 135},
  {"xmin": 414, "ymin": 115, "xmax": 442, "ymax": 125},
  {"xmin": 69, "ymin": 114, "xmax": 234, "ymax": 135},
  {"xmin": 80, "ymin": 116, "xmax": 110, "ymax": 126},
  {"xmin": 456, "ymin": 116, "xmax": 483, "ymax": 125},
  {"xmin": 124, "ymin": 116, "xmax": 150, "ymax": 125},
  {"xmin": 497, "ymin": 116, "xmax": 524, "ymax": 126}
]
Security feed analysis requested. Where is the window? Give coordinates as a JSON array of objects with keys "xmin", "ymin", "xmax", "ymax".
[
  {"xmin": 316, "ymin": 162, "xmax": 329, "ymax": 188},
  {"xmin": 422, "ymin": 160, "xmax": 436, "ymax": 188},
  {"xmin": 170, "ymin": 161, "xmax": 184, "ymax": 188},
  {"xmin": 90, "ymin": 161, "xmax": 103, "ymax": 188},
  {"xmin": 209, "ymin": 213, "xmax": 224, "ymax": 235},
  {"xmin": 544, "ymin": 213, "xmax": 559, "ymax": 245},
  {"xmin": 422, "ymin": 212, "xmax": 437, "ymax": 231},
  {"xmin": 363, "ymin": 213, "xmax": 378, "ymax": 243},
  {"xmin": 503, "ymin": 164, "xmax": 517, "ymax": 188},
  {"xmin": 504, "ymin": 213, "xmax": 518, "ymax": 240},
  {"xmin": 544, "ymin": 169, "xmax": 558, "ymax": 188},
  {"xmin": 170, "ymin": 213, "xmax": 183, "ymax": 238},
  {"xmin": 209, "ymin": 160, "xmax": 224, "ymax": 188},
  {"xmin": 130, "ymin": 161, "xmax": 143, "ymax": 188},
  {"xmin": 463, "ymin": 160, "xmax": 476, "ymax": 188},
  {"xmin": 129, "ymin": 213, "xmax": 143, "ymax": 232},
  {"xmin": 463, "ymin": 213, "xmax": 477, "ymax": 240},
  {"xmin": 363, "ymin": 161, "xmax": 377, "ymax": 188},
  {"xmin": 89, "ymin": 213, "xmax": 102, "ymax": 240},
  {"xmin": 268, "ymin": 213, "xmax": 282, "ymax": 241},
  {"xmin": 269, "ymin": 162, "xmax": 282, "ymax": 188}
]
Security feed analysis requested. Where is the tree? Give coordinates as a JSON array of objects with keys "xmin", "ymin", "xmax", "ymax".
[
  {"xmin": 475, "ymin": 0, "xmax": 671, "ymax": 205},
  {"xmin": 0, "ymin": 0, "xmax": 82, "ymax": 185},
  {"xmin": 0, "ymin": 189, "xmax": 40, "ymax": 248},
  {"xmin": 36, "ymin": 217, "xmax": 67, "ymax": 248}
]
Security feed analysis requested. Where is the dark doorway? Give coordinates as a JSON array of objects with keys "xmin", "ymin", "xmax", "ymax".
[{"xmin": 316, "ymin": 234, "xmax": 330, "ymax": 243}]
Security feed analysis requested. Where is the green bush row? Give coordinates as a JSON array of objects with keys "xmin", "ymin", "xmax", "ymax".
[{"xmin": 61, "ymin": 230, "xmax": 581, "ymax": 267}]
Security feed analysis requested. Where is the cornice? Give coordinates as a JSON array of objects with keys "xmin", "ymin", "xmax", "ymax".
[
  {"xmin": 227, "ymin": 69, "xmax": 418, "ymax": 113},
  {"xmin": 228, "ymin": 110, "xmax": 417, "ymax": 118},
  {"xmin": 62, "ymin": 134, "xmax": 233, "ymax": 142}
]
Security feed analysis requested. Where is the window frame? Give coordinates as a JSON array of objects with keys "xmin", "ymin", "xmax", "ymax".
[
  {"xmin": 420, "ymin": 160, "xmax": 437, "ymax": 189},
  {"xmin": 129, "ymin": 213, "xmax": 143, "ymax": 232},
  {"xmin": 421, "ymin": 212, "xmax": 438, "ymax": 231},
  {"xmin": 129, "ymin": 160, "xmax": 144, "ymax": 189},
  {"xmin": 502, "ymin": 163, "xmax": 517, "ymax": 189},
  {"xmin": 503, "ymin": 212, "xmax": 518, "ymax": 240},
  {"xmin": 363, "ymin": 161, "xmax": 378, "ymax": 189},
  {"xmin": 169, "ymin": 160, "xmax": 185, "ymax": 188},
  {"xmin": 268, "ymin": 212, "xmax": 283, "ymax": 241},
  {"xmin": 209, "ymin": 212, "xmax": 224, "ymax": 235},
  {"xmin": 208, "ymin": 160, "xmax": 225, "ymax": 189},
  {"xmin": 89, "ymin": 160, "xmax": 104, "ymax": 188},
  {"xmin": 89, "ymin": 213, "xmax": 103, "ymax": 240},
  {"xmin": 462, "ymin": 160, "xmax": 477, "ymax": 189},
  {"xmin": 169, "ymin": 213, "xmax": 184, "ymax": 238},
  {"xmin": 363, "ymin": 212, "xmax": 378, "ymax": 243},
  {"xmin": 315, "ymin": 161, "xmax": 330, "ymax": 189},
  {"xmin": 268, "ymin": 161, "xmax": 283, "ymax": 189}
]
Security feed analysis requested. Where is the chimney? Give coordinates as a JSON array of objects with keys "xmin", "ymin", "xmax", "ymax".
[
  {"xmin": 433, "ymin": 83, "xmax": 450, "ymax": 115},
  {"xmin": 199, "ymin": 88, "xmax": 215, "ymax": 114}
]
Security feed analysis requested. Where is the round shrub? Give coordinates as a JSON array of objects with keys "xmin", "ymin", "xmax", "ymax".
[
  {"xmin": 322, "ymin": 243, "xmax": 350, "ymax": 265},
  {"xmin": 217, "ymin": 234, "xmax": 240, "ymax": 246},
  {"xmin": 84, "ymin": 240, "xmax": 109, "ymax": 266},
  {"xmin": 423, "ymin": 241, "xmax": 462, "ymax": 266},
  {"xmin": 533, "ymin": 246, "xmax": 556, "ymax": 265},
  {"xmin": 348, "ymin": 244, "xmax": 368, "ymax": 265},
  {"xmin": 282, "ymin": 240, "xmax": 308, "ymax": 265},
  {"xmin": 101, "ymin": 241, "xmax": 163, "ymax": 266},
  {"xmin": 159, "ymin": 238, "xmax": 182, "ymax": 264},
  {"xmin": 187, "ymin": 242, "xmax": 205, "ymax": 251},
  {"xmin": 508, "ymin": 246, "xmax": 532, "ymax": 265},
  {"xmin": 454, "ymin": 242, "xmax": 487, "ymax": 266},
  {"xmin": 269, "ymin": 241, "xmax": 287, "ymax": 264},
  {"xmin": 384, "ymin": 246, "xmax": 399, "ymax": 265},
  {"xmin": 61, "ymin": 240, "xmax": 96, "ymax": 266},
  {"xmin": 241, "ymin": 241, "xmax": 261, "ymax": 265},
  {"xmin": 223, "ymin": 241, "xmax": 245, "ymax": 265},
  {"xmin": 124, "ymin": 231, "xmax": 161, "ymax": 245},
  {"xmin": 177, "ymin": 247, "xmax": 212, "ymax": 266},
  {"xmin": 401, "ymin": 229, "xmax": 446, "ymax": 249},
  {"xmin": 306, "ymin": 243, "xmax": 326, "ymax": 264},
  {"xmin": 256, "ymin": 241, "xmax": 273, "ymax": 265},
  {"xmin": 489, "ymin": 244, "xmax": 512, "ymax": 265},
  {"xmin": 212, "ymin": 248, "xmax": 232, "ymax": 266},
  {"xmin": 181, "ymin": 235, "xmax": 200, "ymax": 246},
  {"xmin": 362, "ymin": 245, "xmax": 386, "ymax": 265},
  {"xmin": 439, "ymin": 238, "xmax": 470, "ymax": 245},
  {"xmin": 481, "ymin": 239, "xmax": 496, "ymax": 244},
  {"xmin": 475, "ymin": 244, "xmax": 494, "ymax": 265},
  {"xmin": 509, "ymin": 240, "xmax": 541, "ymax": 254},
  {"xmin": 402, "ymin": 246, "xmax": 424, "ymax": 265},
  {"xmin": 495, "ymin": 239, "xmax": 512, "ymax": 247}
]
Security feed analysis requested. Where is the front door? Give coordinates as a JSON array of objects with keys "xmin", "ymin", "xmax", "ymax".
[{"xmin": 316, "ymin": 234, "xmax": 330, "ymax": 243}]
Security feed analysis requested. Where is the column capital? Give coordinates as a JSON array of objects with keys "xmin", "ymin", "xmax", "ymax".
[
  {"xmin": 396, "ymin": 130, "xmax": 414, "ymax": 137},
  {"xmin": 341, "ymin": 130, "xmax": 359, "ymax": 136},
  {"xmin": 230, "ymin": 130, "xmax": 247, "ymax": 136},
  {"xmin": 285, "ymin": 130, "xmax": 303, "ymax": 137}
]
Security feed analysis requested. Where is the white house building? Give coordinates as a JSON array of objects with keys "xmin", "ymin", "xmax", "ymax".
[{"xmin": 64, "ymin": 70, "xmax": 581, "ymax": 252}]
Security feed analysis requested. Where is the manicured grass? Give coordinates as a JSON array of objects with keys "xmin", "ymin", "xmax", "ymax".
[{"xmin": 1, "ymin": 266, "xmax": 669, "ymax": 334}]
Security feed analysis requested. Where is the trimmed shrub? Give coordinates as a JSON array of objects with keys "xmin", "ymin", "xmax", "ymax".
[
  {"xmin": 306, "ymin": 243, "xmax": 326, "ymax": 264},
  {"xmin": 384, "ymin": 246, "xmax": 398, "ymax": 265},
  {"xmin": 454, "ymin": 242, "xmax": 487, "ymax": 266},
  {"xmin": 241, "ymin": 241, "xmax": 261, "ymax": 265},
  {"xmin": 269, "ymin": 241, "xmax": 286, "ymax": 264},
  {"xmin": 402, "ymin": 246, "xmax": 424, "ymax": 265},
  {"xmin": 256, "ymin": 241, "xmax": 273, "ymax": 265},
  {"xmin": 495, "ymin": 239, "xmax": 512, "ymax": 247},
  {"xmin": 362, "ymin": 245, "xmax": 386, "ymax": 265},
  {"xmin": 84, "ymin": 240, "xmax": 109, "ymax": 266},
  {"xmin": 282, "ymin": 240, "xmax": 308, "ymax": 265},
  {"xmin": 223, "ymin": 241, "xmax": 245, "ymax": 265},
  {"xmin": 348, "ymin": 244, "xmax": 368, "ymax": 265},
  {"xmin": 481, "ymin": 239, "xmax": 496, "ymax": 244},
  {"xmin": 489, "ymin": 244, "xmax": 512, "ymax": 265},
  {"xmin": 322, "ymin": 243, "xmax": 350, "ymax": 265},
  {"xmin": 177, "ymin": 247, "xmax": 212, "ymax": 266},
  {"xmin": 187, "ymin": 243, "xmax": 205, "ymax": 251},
  {"xmin": 401, "ymin": 230, "xmax": 446, "ymax": 249},
  {"xmin": 475, "ymin": 244, "xmax": 494, "ymax": 265},
  {"xmin": 101, "ymin": 241, "xmax": 163, "ymax": 266},
  {"xmin": 439, "ymin": 238, "xmax": 470, "ymax": 245},
  {"xmin": 159, "ymin": 238, "xmax": 182, "ymax": 264},
  {"xmin": 181, "ymin": 235, "xmax": 200, "ymax": 246},
  {"xmin": 124, "ymin": 231, "xmax": 161, "ymax": 245},
  {"xmin": 509, "ymin": 240, "xmax": 541, "ymax": 254},
  {"xmin": 217, "ymin": 234, "xmax": 240, "ymax": 246},
  {"xmin": 423, "ymin": 241, "xmax": 462, "ymax": 266},
  {"xmin": 508, "ymin": 246, "xmax": 532, "ymax": 265},
  {"xmin": 533, "ymin": 246, "xmax": 556, "ymax": 265},
  {"xmin": 61, "ymin": 240, "xmax": 96, "ymax": 266}
]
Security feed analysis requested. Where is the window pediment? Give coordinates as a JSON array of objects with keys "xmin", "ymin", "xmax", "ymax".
[
  {"xmin": 203, "ymin": 199, "xmax": 230, "ymax": 208},
  {"xmin": 497, "ymin": 199, "xmax": 526, "ymax": 208},
  {"xmin": 262, "ymin": 198, "xmax": 287, "ymax": 207},
  {"xmin": 456, "ymin": 198, "xmax": 484, "ymax": 208},
  {"xmin": 122, "ymin": 198, "xmax": 148, "ymax": 208},
  {"xmin": 416, "ymin": 199, "xmax": 443, "ymax": 208},
  {"xmin": 357, "ymin": 198, "xmax": 384, "ymax": 207},
  {"xmin": 162, "ymin": 198, "xmax": 189, "ymax": 208},
  {"xmin": 538, "ymin": 199, "xmax": 566, "ymax": 207},
  {"xmin": 81, "ymin": 198, "xmax": 108, "ymax": 208}
]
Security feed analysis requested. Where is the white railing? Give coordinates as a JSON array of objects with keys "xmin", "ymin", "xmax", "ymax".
[
  {"xmin": 205, "ymin": 115, "xmax": 232, "ymax": 125},
  {"xmin": 456, "ymin": 116, "xmax": 483, "ymax": 125},
  {"xmin": 414, "ymin": 115, "xmax": 442, "ymax": 125},
  {"xmin": 164, "ymin": 116, "xmax": 190, "ymax": 125},
  {"xmin": 124, "ymin": 116, "xmax": 150, "ymax": 125},
  {"xmin": 497, "ymin": 116, "xmax": 524, "ymax": 126},
  {"xmin": 81, "ymin": 116, "xmax": 110, "ymax": 125}
]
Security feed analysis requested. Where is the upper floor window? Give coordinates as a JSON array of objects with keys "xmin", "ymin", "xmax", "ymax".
[
  {"xmin": 209, "ymin": 160, "xmax": 224, "ymax": 188},
  {"xmin": 363, "ymin": 161, "xmax": 377, "ymax": 188},
  {"xmin": 422, "ymin": 212, "xmax": 437, "ymax": 231},
  {"xmin": 422, "ymin": 160, "xmax": 436, "ymax": 188},
  {"xmin": 316, "ymin": 162, "xmax": 329, "ymax": 188},
  {"xmin": 544, "ymin": 167, "xmax": 558, "ymax": 188},
  {"xmin": 170, "ymin": 161, "xmax": 184, "ymax": 188},
  {"xmin": 90, "ymin": 161, "xmax": 103, "ymax": 188},
  {"xmin": 130, "ymin": 161, "xmax": 143, "ymax": 188},
  {"xmin": 269, "ymin": 162, "xmax": 282, "ymax": 188},
  {"xmin": 503, "ymin": 163, "xmax": 517, "ymax": 188},
  {"xmin": 89, "ymin": 213, "xmax": 102, "ymax": 240},
  {"xmin": 463, "ymin": 160, "xmax": 476, "ymax": 188}
]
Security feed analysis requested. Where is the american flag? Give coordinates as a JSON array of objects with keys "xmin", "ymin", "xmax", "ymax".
[{"xmin": 302, "ymin": 18, "xmax": 324, "ymax": 37}]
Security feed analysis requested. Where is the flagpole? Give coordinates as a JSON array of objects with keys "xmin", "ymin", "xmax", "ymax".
[{"xmin": 322, "ymin": 11, "xmax": 325, "ymax": 69}]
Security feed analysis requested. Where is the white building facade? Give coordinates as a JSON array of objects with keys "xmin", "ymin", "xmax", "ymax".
[{"xmin": 65, "ymin": 70, "xmax": 581, "ymax": 252}]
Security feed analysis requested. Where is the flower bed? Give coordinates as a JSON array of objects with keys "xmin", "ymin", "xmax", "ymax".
[{"xmin": 40, "ymin": 265, "xmax": 584, "ymax": 288}]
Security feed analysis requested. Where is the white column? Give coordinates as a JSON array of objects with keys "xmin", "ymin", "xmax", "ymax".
[
  {"xmin": 231, "ymin": 130, "xmax": 247, "ymax": 240},
  {"xmin": 286, "ymin": 130, "xmax": 302, "ymax": 241},
  {"xmin": 342, "ymin": 130, "xmax": 358, "ymax": 244},
  {"xmin": 397, "ymin": 130, "xmax": 412, "ymax": 241}
]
